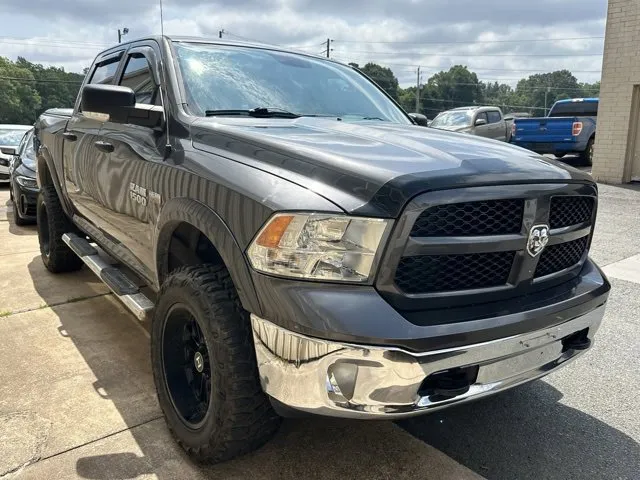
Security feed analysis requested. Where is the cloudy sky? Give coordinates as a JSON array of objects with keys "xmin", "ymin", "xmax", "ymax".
[{"xmin": 0, "ymin": 0, "xmax": 607, "ymax": 87}]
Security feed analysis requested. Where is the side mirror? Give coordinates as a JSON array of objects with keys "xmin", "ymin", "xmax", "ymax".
[
  {"xmin": 81, "ymin": 84, "xmax": 135, "ymax": 114},
  {"xmin": 0, "ymin": 147, "xmax": 16, "ymax": 156},
  {"xmin": 81, "ymin": 84, "xmax": 163, "ymax": 127},
  {"xmin": 474, "ymin": 118, "xmax": 487, "ymax": 126},
  {"xmin": 408, "ymin": 112, "xmax": 429, "ymax": 127}
]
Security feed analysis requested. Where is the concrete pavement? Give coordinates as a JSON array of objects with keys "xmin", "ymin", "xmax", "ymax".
[{"xmin": 0, "ymin": 185, "xmax": 482, "ymax": 479}]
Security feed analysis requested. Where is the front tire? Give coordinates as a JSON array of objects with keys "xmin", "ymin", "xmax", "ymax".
[
  {"xmin": 151, "ymin": 265, "xmax": 281, "ymax": 464},
  {"xmin": 12, "ymin": 192, "xmax": 29, "ymax": 226},
  {"xmin": 36, "ymin": 185, "xmax": 83, "ymax": 273}
]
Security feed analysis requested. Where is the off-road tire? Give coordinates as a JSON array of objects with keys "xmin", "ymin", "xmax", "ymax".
[
  {"xmin": 36, "ymin": 185, "xmax": 83, "ymax": 273},
  {"xmin": 12, "ymin": 194, "xmax": 29, "ymax": 226},
  {"xmin": 151, "ymin": 264, "xmax": 281, "ymax": 464}
]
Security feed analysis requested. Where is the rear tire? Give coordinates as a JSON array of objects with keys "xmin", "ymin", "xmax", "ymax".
[
  {"xmin": 581, "ymin": 138, "xmax": 594, "ymax": 166},
  {"xmin": 36, "ymin": 185, "xmax": 83, "ymax": 273},
  {"xmin": 151, "ymin": 264, "xmax": 281, "ymax": 464}
]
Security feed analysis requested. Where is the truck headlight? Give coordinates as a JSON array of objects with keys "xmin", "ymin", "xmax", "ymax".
[
  {"xmin": 247, "ymin": 213, "xmax": 392, "ymax": 283},
  {"xmin": 16, "ymin": 175, "xmax": 38, "ymax": 189}
]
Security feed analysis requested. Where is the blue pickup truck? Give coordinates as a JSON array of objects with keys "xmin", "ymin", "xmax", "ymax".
[{"xmin": 511, "ymin": 98, "xmax": 598, "ymax": 165}]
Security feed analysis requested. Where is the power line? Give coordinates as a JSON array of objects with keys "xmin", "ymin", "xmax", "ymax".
[
  {"xmin": 333, "ymin": 35, "xmax": 605, "ymax": 45},
  {"xmin": 0, "ymin": 76, "xmax": 83, "ymax": 84},
  {"xmin": 0, "ymin": 40, "xmax": 105, "ymax": 51},
  {"xmin": 0, "ymin": 36, "xmax": 111, "ymax": 47},
  {"xmin": 334, "ymin": 58, "xmax": 602, "ymax": 73},
  {"xmin": 334, "ymin": 49, "xmax": 603, "ymax": 57}
]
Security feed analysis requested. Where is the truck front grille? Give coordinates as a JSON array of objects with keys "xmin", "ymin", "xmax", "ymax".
[
  {"xmin": 396, "ymin": 252, "xmax": 515, "ymax": 294},
  {"xmin": 549, "ymin": 196, "xmax": 594, "ymax": 229},
  {"xmin": 410, "ymin": 199, "xmax": 524, "ymax": 237},
  {"xmin": 378, "ymin": 184, "xmax": 597, "ymax": 312},
  {"xmin": 535, "ymin": 236, "xmax": 589, "ymax": 278}
]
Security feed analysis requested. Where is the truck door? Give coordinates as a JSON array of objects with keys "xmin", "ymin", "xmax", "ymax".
[
  {"xmin": 473, "ymin": 112, "xmax": 490, "ymax": 138},
  {"xmin": 487, "ymin": 110, "xmax": 505, "ymax": 141},
  {"xmin": 63, "ymin": 51, "xmax": 123, "ymax": 220},
  {"xmin": 87, "ymin": 44, "xmax": 165, "ymax": 281}
]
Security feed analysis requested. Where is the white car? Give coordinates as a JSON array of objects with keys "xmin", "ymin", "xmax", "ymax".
[{"xmin": 0, "ymin": 124, "xmax": 32, "ymax": 183}]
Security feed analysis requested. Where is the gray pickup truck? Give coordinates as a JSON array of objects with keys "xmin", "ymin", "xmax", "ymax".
[
  {"xmin": 431, "ymin": 106, "xmax": 510, "ymax": 141},
  {"xmin": 35, "ymin": 35, "xmax": 610, "ymax": 464}
]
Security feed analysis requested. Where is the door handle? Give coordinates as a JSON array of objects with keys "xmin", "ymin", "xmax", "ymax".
[
  {"xmin": 62, "ymin": 132, "xmax": 77, "ymax": 141},
  {"xmin": 94, "ymin": 141, "xmax": 114, "ymax": 153}
]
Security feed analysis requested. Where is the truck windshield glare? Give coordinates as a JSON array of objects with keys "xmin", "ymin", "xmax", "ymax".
[{"xmin": 173, "ymin": 42, "xmax": 411, "ymax": 123}]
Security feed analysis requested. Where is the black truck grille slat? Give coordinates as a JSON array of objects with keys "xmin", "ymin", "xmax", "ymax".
[
  {"xmin": 535, "ymin": 236, "xmax": 589, "ymax": 278},
  {"xmin": 549, "ymin": 196, "xmax": 594, "ymax": 229},
  {"xmin": 395, "ymin": 252, "xmax": 515, "ymax": 294},
  {"xmin": 410, "ymin": 199, "xmax": 524, "ymax": 237}
]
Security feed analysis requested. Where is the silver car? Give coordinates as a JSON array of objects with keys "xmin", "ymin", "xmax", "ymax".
[
  {"xmin": 0, "ymin": 125, "xmax": 32, "ymax": 183},
  {"xmin": 430, "ymin": 106, "xmax": 509, "ymax": 141}
]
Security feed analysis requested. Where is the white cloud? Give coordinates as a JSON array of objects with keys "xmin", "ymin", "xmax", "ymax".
[{"xmin": 0, "ymin": 0, "xmax": 606, "ymax": 85}]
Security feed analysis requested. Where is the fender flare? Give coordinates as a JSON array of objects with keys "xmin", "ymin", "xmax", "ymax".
[
  {"xmin": 154, "ymin": 197, "xmax": 262, "ymax": 315},
  {"xmin": 36, "ymin": 146, "xmax": 73, "ymax": 217}
]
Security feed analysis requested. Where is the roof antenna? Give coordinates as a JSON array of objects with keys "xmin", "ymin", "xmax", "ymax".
[{"xmin": 159, "ymin": 0, "xmax": 165, "ymax": 37}]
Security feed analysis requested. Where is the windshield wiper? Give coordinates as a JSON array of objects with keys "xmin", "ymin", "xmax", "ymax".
[{"xmin": 205, "ymin": 107, "xmax": 300, "ymax": 119}]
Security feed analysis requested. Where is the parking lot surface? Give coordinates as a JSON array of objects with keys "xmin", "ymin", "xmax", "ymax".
[{"xmin": 1, "ymin": 179, "xmax": 638, "ymax": 480}]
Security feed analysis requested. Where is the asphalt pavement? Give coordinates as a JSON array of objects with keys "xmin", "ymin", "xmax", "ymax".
[
  {"xmin": 399, "ymin": 181, "xmax": 640, "ymax": 480},
  {"xmin": 0, "ymin": 171, "xmax": 638, "ymax": 480}
]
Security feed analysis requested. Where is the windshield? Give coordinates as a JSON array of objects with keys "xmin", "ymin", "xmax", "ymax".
[
  {"xmin": 173, "ymin": 42, "xmax": 410, "ymax": 124},
  {"xmin": 549, "ymin": 101, "xmax": 598, "ymax": 117},
  {"xmin": 430, "ymin": 111, "xmax": 473, "ymax": 127},
  {"xmin": 0, "ymin": 128, "xmax": 31, "ymax": 147}
]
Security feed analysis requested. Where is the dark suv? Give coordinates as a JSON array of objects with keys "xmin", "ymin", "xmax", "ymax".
[{"xmin": 35, "ymin": 36, "xmax": 610, "ymax": 463}]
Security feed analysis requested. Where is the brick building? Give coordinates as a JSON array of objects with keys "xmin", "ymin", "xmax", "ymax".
[{"xmin": 592, "ymin": 0, "xmax": 640, "ymax": 183}]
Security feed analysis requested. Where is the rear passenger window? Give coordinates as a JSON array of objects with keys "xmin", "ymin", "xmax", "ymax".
[
  {"xmin": 89, "ymin": 58, "xmax": 120, "ymax": 85},
  {"xmin": 487, "ymin": 111, "xmax": 502, "ymax": 123},
  {"xmin": 119, "ymin": 54, "xmax": 160, "ymax": 105}
]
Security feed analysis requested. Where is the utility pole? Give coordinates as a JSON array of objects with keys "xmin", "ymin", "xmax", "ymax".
[
  {"xmin": 325, "ymin": 38, "xmax": 333, "ymax": 58},
  {"xmin": 544, "ymin": 86, "xmax": 551, "ymax": 116},
  {"xmin": 415, "ymin": 66, "xmax": 421, "ymax": 112}
]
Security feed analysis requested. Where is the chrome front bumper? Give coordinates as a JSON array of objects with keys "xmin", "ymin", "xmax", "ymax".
[{"xmin": 251, "ymin": 304, "xmax": 606, "ymax": 419}]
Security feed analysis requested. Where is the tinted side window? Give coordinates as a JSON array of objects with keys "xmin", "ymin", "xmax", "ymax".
[
  {"xmin": 487, "ymin": 110, "xmax": 502, "ymax": 123},
  {"xmin": 89, "ymin": 58, "xmax": 120, "ymax": 85},
  {"xmin": 119, "ymin": 54, "xmax": 159, "ymax": 105}
]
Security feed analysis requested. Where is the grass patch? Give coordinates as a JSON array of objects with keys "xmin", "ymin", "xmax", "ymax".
[{"xmin": 0, "ymin": 310, "xmax": 12, "ymax": 317}]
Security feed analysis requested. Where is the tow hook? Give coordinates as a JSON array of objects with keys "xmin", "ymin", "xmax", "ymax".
[
  {"xmin": 562, "ymin": 328, "xmax": 592, "ymax": 352},
  {"xmin": 419, "ymin": 366, "xmax": 480, "ymax": 400}
]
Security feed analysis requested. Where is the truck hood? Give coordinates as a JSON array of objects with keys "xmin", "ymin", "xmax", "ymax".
[{"xmin": 191, "ymin": 117, "xmax": 593, "ymax": 217}]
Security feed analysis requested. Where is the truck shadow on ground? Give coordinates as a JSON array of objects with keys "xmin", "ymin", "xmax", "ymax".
[{"xmin": 398, "ymin": 380, "xmax": 640, "ymax": 480}]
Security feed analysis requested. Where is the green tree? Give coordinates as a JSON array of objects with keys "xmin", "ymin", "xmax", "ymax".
[
  {"xmin": 0, "ymin": 57, "xmax": 41, "ymax": 124},
  {"xmin": 512, "ymin": 70, "xmax": 582, "ymax": 114},
  {"xmin": 353, "ymin": 62, "xmax": 399, "ymax": 100},
  {"xmin": 421, "ymin": 65, "xmax": 483, "ymax": 116}
]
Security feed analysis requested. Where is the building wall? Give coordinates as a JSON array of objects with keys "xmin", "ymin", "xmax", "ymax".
[{"xmin": 592, "ymin": 0, "xmax": 640, "ymax": 183}]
